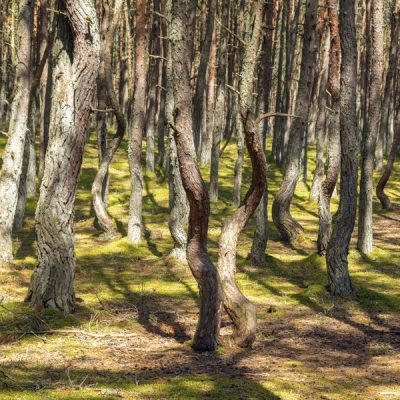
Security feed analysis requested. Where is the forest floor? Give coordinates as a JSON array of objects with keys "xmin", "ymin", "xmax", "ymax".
[{"xmin": 0, "ymin": 131, "xmax": 400, "ymax": 399}]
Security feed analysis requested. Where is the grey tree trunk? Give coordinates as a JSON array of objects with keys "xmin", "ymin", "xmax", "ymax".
[
  {"xmin": 27, "ymin": 0, "xmax": 100, "ymax": 312},
  {"xmin": 127, "ymin": 0, "xmax": 149, "ymax": 243},
  {"xmin": 272, "ymin": 0, "xmax": 319, "ymax": 243},
  {"xmin": 358, "ymin": 0, "xmax": 384, "ymax": 254},
  {"xmin": 170, "ymin": 0, "xmax": 222, "ymax": 351},
  {"xmin": 326, "ymin": 0, "xmax": 358, "ymax": 296},
  {"xmin": 0, "ymin": 0, "xmax": 33, "ymax": 264}
]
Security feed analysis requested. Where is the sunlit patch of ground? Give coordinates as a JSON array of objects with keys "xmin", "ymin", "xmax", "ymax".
[{"xmin": 0, "ymin": 133, "xmax": 399, "ymax": 399}]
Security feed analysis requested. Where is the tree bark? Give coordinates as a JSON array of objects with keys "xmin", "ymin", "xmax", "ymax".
[
  {"xmin": 326, "ymin": 0, "xmax": 358, "ymax": 296},
  {"xmin": 92, "ymin": 0, "xmax": 125, "ymax": 238},
  {"xmin": 27, "ymin": 0, "xmax": 100, "ymax": 312},
  {"xmin": 127, "ymin": 0, "xmax": 149, "ymax": 243},
  {"xmin": 317, "ymin": 0, "xmax": 341, "ymax": 256},
  {"xmin": 272, "ymin": 0, "xmax": 319, "ymax": 243},
  {"xmin": 357, "ymin": 0, "xmax": 384, "ymax": 254},
  {"xmin": 170, "ymin": 0, "xmax": 222, "ymax": 351},
  {"xmin": 0, "ymin": 0, "xmax": 33, "ymax": 263},
  {"xmin": 218, "ymin": 0, "xmax": 266, "ymax": 347}
]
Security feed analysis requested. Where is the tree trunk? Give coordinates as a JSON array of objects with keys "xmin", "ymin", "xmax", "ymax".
[
  {"xmin": 127, "ymin": 0, "xmax": 149, "ymax": 243},
  {"xmin": 310, "ymin": 32, "xmax": 330, "ymax": 201},
  {"xmin": 376, "ymin": 109, "xmax": 400, "ymax": 210},
  {"xmin": 92, "ymin": 0, "xmax": 125, "ymax": 238},
  {"xmin": 326, "ymin": 0, "xmax": 358, "ymax": 296},
  {"xmin": 317, "ymin": 0, "xmax": 341, "ymax": 256},
  {"xmin": 218, "ymin": 0, "xmax": 266, "ymax": 347},
  {"xmin": 170, "ymin": 0, "xmax": 222, "ymax": 351},
  {"xmin": 272, "ymin": 0, "xmax": 319, "ymax": 243},
  {"xmin": 0, "ymin": 0, "xmax": 33, "ymax": 264},
  {"xmin": 357, "ymin": 0, "xmax": 384, "ymax": 254},
  {"xmin": 192, "ymin": 0, "xmax": 217, "ymax": 154},
  {"xmin": 27, "ymin": 0, "xmax": 100, "ymax": 312}
]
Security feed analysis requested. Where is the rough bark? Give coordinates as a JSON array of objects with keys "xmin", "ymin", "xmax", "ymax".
[
  {"xmin": 127, "ymin": 0, "xmax": 149, "ymax": 243},
  {"xmin": 91, "ymin": 0, "xmax": 125, "ymax": 238},
  {"xmin": 27, "ymin": 0, "xmax": 100, "ymax": 312},
  {"xmin": 218, "ymin": 0, "xmax": 266, "ymax": 347},
  {"xmin": 357, "ymin": 0, "xmax": 384, "ymax": 254},
  {"xmin": 0, "ymin": 0, "xmax": 33, "ymax": 263},
  {"xmin": 326, "ymin": 0, "xmax": 358, "ymax": 296},
  {"xmin": 272, "ymin": 0, "xmax": 319, "ymax": 243},
  {"xmin": 317, "ymin": 0, "xmax": 341, "ymax": 256},
  {"xmin": 170, "ymin": 0, "xmax": 222, "ymax": 351}
]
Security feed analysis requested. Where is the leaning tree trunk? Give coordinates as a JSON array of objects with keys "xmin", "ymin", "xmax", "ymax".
[
  {"xmin": 376, "ymin": 106, "xmax": 400, "ymax": 210},
  {"xmin": 357, "ymin": 0, "xmax": 384, "ymax": 254},
  {"xmin": 0, "ymin": 0, "xmax": 33, "ymax": 264},
  {"xmin": 317, "ymin": 0, "xmax": 341, "ymax": 255},
  {"xmin": 272, "ymin": 0, "xmax": 319, "ymax": 243},
  {"xmin": 92, "ymin": 0, "xmax": 126, "ymax": 238},
  {"xmin": 170, "ymin": 0, "xmax": 222, "ymax": 351},
  {"xmin": 127, "ymin": 0, "xmax": 149, "ymax": 243},
  {"xmin": 326, "ymin": 0, "xmax": 358, "ymax": 296},
  {"xmin": 218, "ymin": 0, "xmax": 266, "ymax": 347},
  {"xmin": 27, "ymin": 0, "xmax": 100, "ymax": 312}
]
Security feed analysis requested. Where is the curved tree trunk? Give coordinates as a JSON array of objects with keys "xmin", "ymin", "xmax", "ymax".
[
  {"xmin": 127, "ymin": 0, "xmax": 149, "ymax": 243},
  {"xmin": 27, "ymin": 0, "xmax": 100, "ymax": 312},
  {"xmin": 0, "ymin": 0, "xmax": 33, "ymax": 264},
  {"xmin": 170, "ymin": 0, "xmax": 222, "ymax": 351},
  {"xmin": 218, "ymin": 0, "xmax": 266, "ymax": 347},
  {"xmin": 376, "ymin": 115, "xmax": 400, "ymax": 210},
  {"xmin": 272, "ymin": 0, "xmax": 319, "ymax": 243},
  {"xmin": 358, "ymin": 0, "xmax": 384, "ymax": 254},
  {"xmin": 92, "ymin": 0, "xmax": 126, "ymax": 238},
  {"xmin": 326, "ymin": 0, "xmax": 358, "ymax": 296},
  {"xmin": 317, "ymin": 0, "xmax": 341, "ymax": 255}
]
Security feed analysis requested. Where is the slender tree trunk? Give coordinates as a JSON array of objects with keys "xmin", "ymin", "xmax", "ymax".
[
  {"xmin": 310, "ymin": 32, "xmax": 330, "ymax": 201},
  {"xmin": 27, "ymin": 0, "xmax": 100, "ymax": 312},
  {"xmin": 326, "ymin": 0, "xmax": 358, "ymax": 296},
  {"xmin": 357, "ymin": 0, "xmax": 384, "ymax": 254},
  {"xmin": 170, "ymin": 0, "xmax": 222, "ymax": 351},
  {"xmin": 0, "ymin": 0, "xmax": 33, "ymax": 264},
  {"xmin": 128, "ymin": 0, "xmax": 149, "ymax": 243},
  {"xmin": 272, "ymin": 0, "xmax": 319, "ymax": 243},
  {"xmin": 92, "ymin": 0, "xmax": 125, "ymax": 238},
  {"xmin": 317, "ymin": 0, "xmax": 341, "ymax": 255},
  {"xmin": 376, "ymin": 103, "xmax": 400, "ymax": 210},
  {"xmin": 192, "ymin": 0, "xmax": 217, "ymax": 154}
]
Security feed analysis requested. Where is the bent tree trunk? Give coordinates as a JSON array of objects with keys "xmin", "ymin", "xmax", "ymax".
[
  {"xmin": 218, "ymin": 0, "xmax": 266, "ymax": 347},
  {"xmin": 0, "ymin": 0, "xmax": 33, "ymax": 263},
  {"xmin": 317, "ymin": 0, "xmax": 341, "ymax": 255},
  {"xmin": 128, "ymin": 0, "xmax": 149, "ymax": 243},
  {"xmin": 272, "ymin": 0, "xmax": 319, "ymax": 242},
  {"xmin": 326, "ymin": 0, "xmax": 358, "ymax": 296},
  {"xmin": 27, "ymin": 0, "xmax": 100, "ymax": 312},
  {"xmin": 92, "ymin": 0, "xmax": 126, "ymax": 238},
  {"xmin": 170, "ymin": 0, "xmax": 222, "ymax": 351},
  {"xmin": 376, "ymin": 115, "xmax": 400, "ymax": 210},
  {"xmin": 357, "ymin": 0, "xmax": 384, "ymax": 254}
]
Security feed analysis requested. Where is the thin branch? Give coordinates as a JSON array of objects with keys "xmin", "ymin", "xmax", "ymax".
[{"xmin": 215, "ymin": 16, "xmax": 247, "ymax": 46}]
